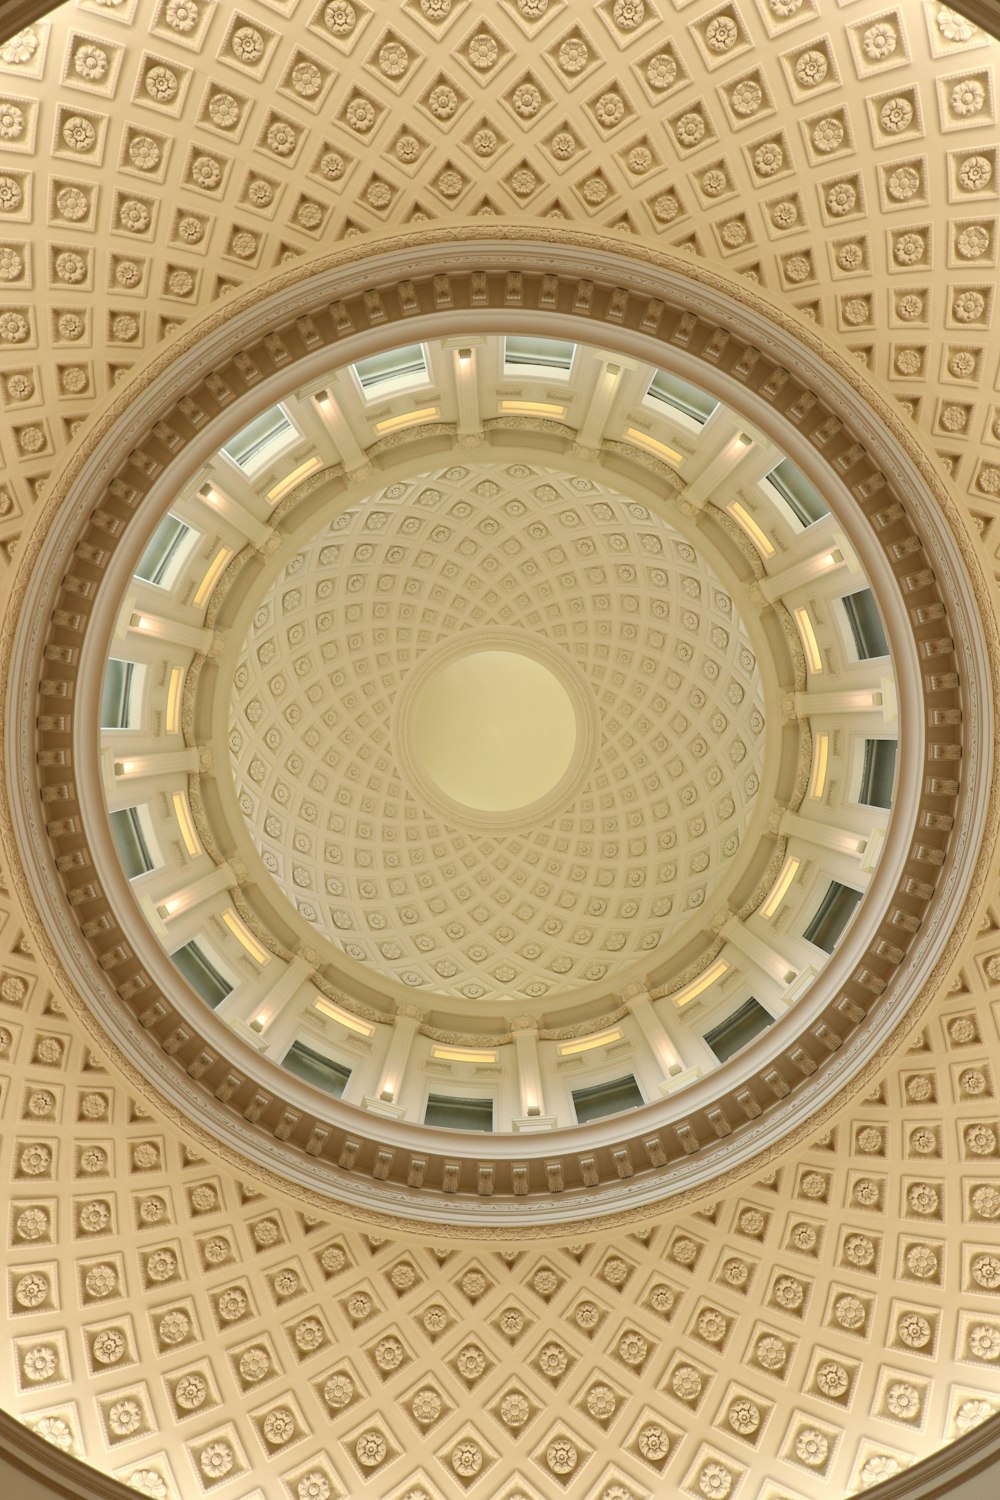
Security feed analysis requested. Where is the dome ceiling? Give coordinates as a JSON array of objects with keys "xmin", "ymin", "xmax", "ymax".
[
  {"xmin": 0, "ymin": 0, "xmax": 999, "ymax": 1498},
  {"xmin": 0, "ymin": 0, "xmax": 996, "ymax": 545},
  {"xmin": 229, "ymin": 459, "xmax": 769, "ymax": 1003}
]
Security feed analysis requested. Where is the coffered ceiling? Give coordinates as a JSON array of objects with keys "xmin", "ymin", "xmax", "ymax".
[{"xmin": 2, "ymin": 1, "xmax": 1000, "ymax": 1499}]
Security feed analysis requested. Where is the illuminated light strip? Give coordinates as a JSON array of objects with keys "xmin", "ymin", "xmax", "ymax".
[
  {"xmin": 192, "ymin": 547, "xmax": 233, "ymax": 607},
  {"xmin": 672, "ymin": 959, "xmax": 728, "ymax": 1009},
  {"xmin": 727, "ymin": 501, "xmax": 775, "ymax": 558},
  {"xmin": 559, "ymin": 1028, "xmax": 622, "ymax": 1056},
  {"xmin": 809, "ymin": 732, "xmax": 830, "ymax": 799},
  {"xmin": 760, "ymin": 856, "xmax": 801, "ymax": 920},
  {"xmin": 266, "ymin": 455, "xmax": 322, "ymax": 505},
  {"xmin": 623, "ymin": 427, "xmax": 683, "ymax": 465},
  {"xmin": 793, "ymin": 607, "xmax": 823, "ymax": 674},
  {"xmin": 373, "ymin": 405, "xmax": 439, "ymax": 435},
  {"xmin": 314, "ymin": 996, "xmax": 375, "ymax": 1037},
  {"xmin": 165, "ymin": 667, "xmax": 184, "ymax": 735},
  {"xmin": 221, "ymin": 909, "xmax": 270, "ymax": 965},
  {"xmin": 432, "ymin": 1045, "xmax": 498, "ymax": 1064},
  {"xmin": 499, "ymin": 400, "xmax": 566, "ymax": 417},
  {"xmin": 171, "ymin": 790, "xmax": 201, "ymax": 856}
]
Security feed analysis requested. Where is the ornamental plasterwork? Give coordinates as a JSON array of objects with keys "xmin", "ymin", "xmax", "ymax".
[
  {"xmin": 0, "ymin": 0, "xmax": 999, "ymax": 1497},
  {"xmin": 228, "ymin": 461, "xmax": 769, "ymax": 1003},
  {"xmin": 5, "ymin": 235, "xmax": 990, "ymax": 1218},
  {"xmin": 3, "ymin": 917, "xmax": 1000, "ymax": 1499}
]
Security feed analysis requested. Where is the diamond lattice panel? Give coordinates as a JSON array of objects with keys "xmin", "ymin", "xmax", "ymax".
[
  {"xmin": 229, "ymin": 461, "xmax": 767, "ymax": 1002},
  {"xmin": 0, "ymin": 0, "xmax": 999, "ymax": 562},
  {"xmin": 2, "ymin": 929, "xmax": 1000, "ymax": 1500}
]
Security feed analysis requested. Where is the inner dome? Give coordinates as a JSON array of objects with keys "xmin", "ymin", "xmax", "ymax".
[
  {"xmin": 92, "ymin": 325, "xmax": 911, "ymax": 1132},
  {"xmin": 408, "ymin": 648, "xmax": 578, "ymax": 813},
  {"xmin": 227, "ymin": 457, "xmax": 771, "ymax": 1003}
]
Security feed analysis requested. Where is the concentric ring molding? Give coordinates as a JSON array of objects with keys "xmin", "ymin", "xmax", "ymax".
[{"xmin": 2, "ymin": 226, "xmax": 996, "ymax": 1231}]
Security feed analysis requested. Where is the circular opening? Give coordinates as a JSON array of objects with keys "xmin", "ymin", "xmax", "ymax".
[{"xmin": 409, "ymin": 648, "xmax": 578, "ymax": 813}]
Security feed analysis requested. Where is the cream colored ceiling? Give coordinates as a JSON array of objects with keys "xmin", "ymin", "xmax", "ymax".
[
  {"xmin": 3, "ymin": 918, "xmax": 1000, "ymax": 1500},
  {"xmin": 230, "ymin": 458, "xmax": 768, "ymax": 1003},
  {"xmin": 0, "ymin": 0, "xmax": 997, "ymax": 553},
  {"xmin": 2, "ymin": 0, "xmax": 1000, "ymax": 1498}
]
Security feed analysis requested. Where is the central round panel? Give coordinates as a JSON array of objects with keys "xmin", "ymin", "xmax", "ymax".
[{"xmin": 410, "ymin": 648, "xmax": 578, "ymax": 813}]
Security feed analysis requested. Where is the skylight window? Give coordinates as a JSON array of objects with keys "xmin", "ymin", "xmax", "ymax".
[
  {"xmin": 572, "ymin": 1074, "xmax": 645, "ymax": 1123},
  {"xmin": 109, "ymin": 805, "xmax": 157, "ymax": 880},
  {"xmin": 804, "ymin": 880, "xmax": 863, "ymax": 955},
  {"xmin": 171, "ymin": 938, "xmax": 233, "ymax": 1009},
  {"xmin": 101, "ymin": 659, "xmax": 144, "ymax": 730},
  {"xmin": 841, "ymin": 588, "xmax": 890, "ymax": 660},
  {"xmin": 423, "ymin": 1094, "xmax": 494, "ymax": 1132},
  {"xmin": 282, "ymin": 1040, "xmax": 351, "ymax": 1099},
  {"xmin": 221, "ymin": 405, "xmax": 295, "ymax": 474},
  {"xmin": 645, "ymin": 368, "xmax": 718, "ymax": 424},
  {"xmin": 133, "ymin": 513, "xmax": 193, "ymax": 589},
  {"xmin": 503, "ymin": 336, "xmax": 576, "ymax": 375},
  {"xmin": 763, "ymin": 457, "xmax": 830, "ymax": 528},
  {"xmin": 704, "ymin": 999, "xmax": 773, "ymax": 1063},
  {"xmin": 858, "ymin": 738, "xmax": 898, "ymax": 809},
  {"xmin": 352, "ymin": 343, "xmax": 428, "ymax": 397}
]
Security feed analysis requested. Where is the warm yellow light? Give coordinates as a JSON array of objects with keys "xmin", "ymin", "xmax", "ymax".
[
  {"xmin": 728, "ymin": 502, "xmax": 775, "ymax": 558},
  {"xmin": 793, "ymin": 607, "xmax": 823, "ymax": 674},
  {"xmin": 499, "ymin": 400, "xmax": 566, "ymax": 417},
  {"xmin": 559, "ymin": 1028, "xmax": 622, "ymax": 1056},
  {"xmin": 221, "ymin": 909, "xmax": 270, "ymax": 965},
  {"xmin": 157, "ymin": 896, "xmax": 182, "ymax": 918},
  {"xmin": 623, "ymin": 427, "xmax": 683, "ymax": 464},
  {"xmin": 115, "ymin": 760, "xmax": 139, "ymax": 777},
  {"xmin": 760, "ymin": 856, "xmax": 801, "ymax": 920},
  {"xmin": 809, "ymin": 732, "xmax": 830, "ymax": 799},
  {"xmin": 373, "ymin": 406, "xmax": 439, "ymax": 434},
  {"xmin": 192, "ymin": 547, "xmax": 233, "ymax": 607},
  {"xmin": 166, "ymin": 667, "xmax": 184, "ymax": 735},
  {"xmin": 266, "ymin": 455, "xmax": 322, "ymax": 504},
  {"xmin": 171, "ymin": 790, "xmax": 201, "ymax": 856},
  {"xmin": 432, "ymin": 1045, "xmax": 498, "ymax": 1063},
  {"xmin": 672, "ymin": 959, "xmax": 728, "ymax": 1009},
  {"xmin": 314, "ymin": 996, "xmax": 375, "ymax": 1037}
]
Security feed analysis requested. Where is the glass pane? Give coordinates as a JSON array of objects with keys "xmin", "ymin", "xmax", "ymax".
[
  {"xmin": 222, "ymin": 405, "xmax": 293, "ymax": 470},
  {"xmin": 134, "ymin": 513, "xmax": 190, "ymax": 586},
  {"xmin": 804, "ymin": 880, "xmax": 863, "ymax": 955},
  {"xmin": 109, "ymin": 806, "xmax": 155, "ymax": 880},
  {"xmin": 504, "ymin": 336, "xmax": 575, "ymax": 371},
  {"xmin": 353, "ymin": 343, "xmax": 427, "ymax": 390},
  {"xmin": 101, "ymin": 659, "xmax": 136, "ymax": 729},
  {"xmin": 282, "ymin": 1041, "xmax": 350, "ymax": 1098},
  {"xmin": 704, "ymin": 999, "xmax": 773, "ymax": 1063},
  {"xmin": 423, "ymin": 1094, "xmax": 493, "ymax": 1132},
  {"xmin": 171, "ymin": 940, "xmax": 232, "ymax": 1008},
  {"xmin": 859, "ymin": 739, "xmax": 898, "ymax": 808},
  {"xmin": 646, "ymin": 369, "xmax": 718, "ymax": 423},
  {"xmin": 765, "ymin": 458, "xmax": 830, "ymax": 527},
  {"xmin": 842, "ymin": 588, "xmax": 890, "ymax": 660},
  {"xmin": 572, "ymin": 1074, "xmax": 644, "ymax": 1123}
]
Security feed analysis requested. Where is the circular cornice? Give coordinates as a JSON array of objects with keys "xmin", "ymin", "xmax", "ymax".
[{"xmin": 1, "ymin": 225, "xmax": 996, "ymax": 1231}]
